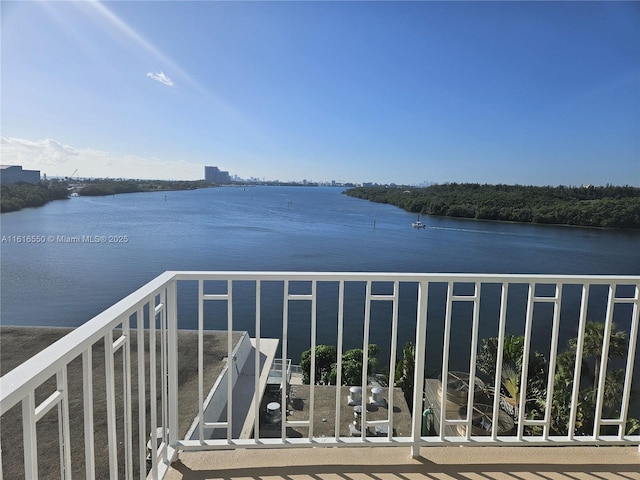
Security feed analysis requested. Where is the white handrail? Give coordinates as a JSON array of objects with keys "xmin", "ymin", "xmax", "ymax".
[{"xmin": 0, "ymin": 271, "xmax": 175, "ymax": 415}]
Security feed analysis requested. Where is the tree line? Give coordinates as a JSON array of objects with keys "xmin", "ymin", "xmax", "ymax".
[
  {"xmin": 344, "ymin": 184, "xmax": 640, "ymax": 229},
  {"xmin": 1, "ymin": 178, "xmax": 211, "ymax": 212},
  {"xmin": 1, "ymin": 180, "xmax": 69, "ymax": 213},
  {"xmin": 78, "ymin": 179, "xmax": 209, "ymax": 196}
]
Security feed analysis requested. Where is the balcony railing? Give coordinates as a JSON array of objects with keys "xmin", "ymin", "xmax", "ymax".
[{"xmin": 1, "ymin": 272, "xmax": 638, "ymax": 479}]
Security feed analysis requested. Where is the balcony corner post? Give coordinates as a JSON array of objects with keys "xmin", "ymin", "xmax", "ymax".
[
  {"xmin": 411, "ymin": 280, "xmax": 429, "ymax": 458},
  {"xmin": 167, "ymin": 279, "xmax": 179, "ymax": 460}
]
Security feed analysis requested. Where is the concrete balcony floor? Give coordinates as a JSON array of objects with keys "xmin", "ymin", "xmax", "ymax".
[{"xmin": 165, "ymin": 446, "xmax": 640, "ymax": 480}]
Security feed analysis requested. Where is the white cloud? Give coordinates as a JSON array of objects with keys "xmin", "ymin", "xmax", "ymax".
[
  {"xmin": 0, "ymin": 137, "xmax": 203, "ymax": 180},
  {"xmin": 146, "ymin": 71, "xmax": 174, "ymax": 86}
]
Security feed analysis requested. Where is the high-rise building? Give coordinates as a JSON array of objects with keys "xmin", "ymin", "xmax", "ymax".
[{"xmin": 204, "ymin": 166, "xmax": 231, "ymax": 184}]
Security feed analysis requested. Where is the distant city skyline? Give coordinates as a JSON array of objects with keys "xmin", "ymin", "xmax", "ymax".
[{"xmin": 1, "ymin": 1, "xmax": 638, "ymax": 186}]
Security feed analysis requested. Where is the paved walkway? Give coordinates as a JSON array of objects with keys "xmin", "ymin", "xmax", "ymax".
[{"xmin": 165, "ymin": 445, "xmax": 640, "ymax": 480}]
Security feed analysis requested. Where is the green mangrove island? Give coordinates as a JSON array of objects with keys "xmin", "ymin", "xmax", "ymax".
[
  {"xmin": 1, "ymin": 179, "xmax": 209, "ymax": 213},
  {"xmin": 75, "ymin": 178, "xmax": 208, "ymax": 197},
  {"xmin": 345, "ymin": 183, "xmax": 640, "ymax": 230},
  {"xmin": 0, "ymin": 180, "xmax": 70, "ymax": 213}
]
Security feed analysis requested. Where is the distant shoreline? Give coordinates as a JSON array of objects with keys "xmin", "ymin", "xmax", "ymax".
[
  {"xmin": 344, "ymin": 184, "xmax": 640, "ymax": 230},
  {"xmin": 1, "ymin": 181, "xmax": 346, "ymax": 213}
]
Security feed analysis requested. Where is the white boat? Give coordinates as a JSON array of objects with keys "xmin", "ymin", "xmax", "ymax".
[{"xmin": 411, "ymin": 215, "xmax": 426, "ymax": 228}]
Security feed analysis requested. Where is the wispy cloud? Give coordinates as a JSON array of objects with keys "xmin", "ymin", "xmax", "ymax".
[
  {"xmin": 147, "ymin": 71, "xmax": 174, "ymax": 86},
  {"xmin": 87, "ymin": 2, "xmax": 198, "ymax": 92},
  {"xmin": 85, "ymin": 2, "xmax": 266, "ymax": 141},
  {"xmin": 1, "ymin": 137, "xmax": 202, "ymax": 180}
]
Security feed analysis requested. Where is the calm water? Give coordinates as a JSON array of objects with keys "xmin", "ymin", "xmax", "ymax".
[{"xmin": 2, "ymin": 186, "xmax": 639, "ymax": 377}]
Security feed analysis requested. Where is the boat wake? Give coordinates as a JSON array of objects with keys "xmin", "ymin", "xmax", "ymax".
[{"xmin": 426, "ymin": 225, "xmax": 534, "ymax": 238}]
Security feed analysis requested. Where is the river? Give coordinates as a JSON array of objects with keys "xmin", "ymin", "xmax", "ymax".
[{"xmin": 1, "ymin": 186, "xmax": 638, "ymax": 382}]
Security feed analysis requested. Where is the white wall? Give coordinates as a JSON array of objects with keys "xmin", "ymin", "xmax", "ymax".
[{"xmin": 185, "ymin": 332, "xmax": 252, "ymax": 440}]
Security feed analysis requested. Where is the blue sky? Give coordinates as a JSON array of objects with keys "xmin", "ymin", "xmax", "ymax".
[{"xmin": 1, "ymin": 1, "xmax": 639, "ymax": 186}]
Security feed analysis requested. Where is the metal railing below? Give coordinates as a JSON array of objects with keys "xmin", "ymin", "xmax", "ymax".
[{"xmin": 0, "ymin": 271, "xmax": 638, "ymax": 480}]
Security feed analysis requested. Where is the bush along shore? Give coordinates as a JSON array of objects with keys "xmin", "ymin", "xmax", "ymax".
[
  {"xmin": 344, "ymin": 183, "xmax": 640, "ymax": 230},
  {"xmin": 1, "ymin": 179, "xmax": 211, "ymax": 213},
  {"xmin": 77, "ymin": 178, "xmax": 209, "ymax": 197},
  {"xmin": 0, "ymin": 180, "xmax": 70, "ymax": 213}
]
